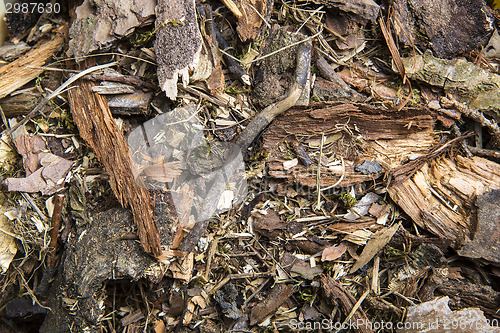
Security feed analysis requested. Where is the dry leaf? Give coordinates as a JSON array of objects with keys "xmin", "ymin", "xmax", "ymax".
[
  {"xmin": 321, "ymin": 242, "xmax": 347, "ymax": 261},
  {"xmin": 350, "ymin": 223, "xmax": 400, "ymax": 273},
  {"xmin": 5, "ymin": 153, "xmax": 73, "ymax": 195}
]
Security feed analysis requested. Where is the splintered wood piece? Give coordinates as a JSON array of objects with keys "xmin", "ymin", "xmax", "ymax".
[
  {"xmin": 154, "ymin": 0, "xmax": 203, "ymax": 99},
  {"xmin": 68, "ymin": 80, "xmax": 161, "ymax": 255},
  {"xmin": 262, "ymin": 102, "xmax": 437, "ymax": 188},
  {"xmin": 0, "ymin": 33, "xmax": 63, "ymax": 99},
  {"xmin": 388, "ymin": 155, "xmax": 500, "ymax": 248}
]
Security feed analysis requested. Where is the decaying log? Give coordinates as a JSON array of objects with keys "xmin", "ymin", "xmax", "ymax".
[
  {"xmin": 388, "ymin": 155, "xmax": 500, "ymax": 248},
  {"xmin": 262, "ymin": 102, "xmax": 437, "ymax": 188},
  {"xmin": 0, "ymin": 32, "xmax": 63, "ymax": 99},
  {"xmin": 68, "ymin": 80, "xmax": 161, "ymax": 256}
]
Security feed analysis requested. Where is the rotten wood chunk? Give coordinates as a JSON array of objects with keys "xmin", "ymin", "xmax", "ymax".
[
  {"xmin": 62, "ymin": 208, "xmax": 153, "ymax": 298},
  {"xmin": 154, "ymin": 0, "xmax": 202, "ymax": 100},
  {"xmin": 388, "ymin": 155, "xmax": 500, "ymax": 248},
  {"xmin": 436, "ymin": 278, "xmax": 500, "ymax": 316},
  {"xmin": 391, "ymin": 0, "xmax": 494, "ymax": 59},
  {"xmin": 457, "ymin": 189, "xmax": 500, "ymax": 263},
  {"xmin": 262, "ymin": 102, "xmax": 437, "ymax": 188},
  {"xmin": 252, "ymin": 27, "xmax": 310, "ymax": 109},
  {"xmin": 321, "ymin": 274, "xmax": 373, "ymax": 333},
  {"xmin": 0, "ymin": 91, "xmax": 39, "ymax": 117},
  {"xmin": 68, "ymin": 79, "xmax": 161, "ymax": 255},
  {"xmin": 0, "ymin": 32, "xmax": 62, "ymax": 99},
  {"xmin": 40, "ymin": 208, "xmax": 154, "ymax": 332}
]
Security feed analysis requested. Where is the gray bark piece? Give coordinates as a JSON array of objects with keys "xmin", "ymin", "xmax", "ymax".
[
  {"xmin": 391, "ymin": 0, "xmax": 494, "ymax": 59},
  {"xmin": 91, "ymin": 82, "xmax": 136, "ymax": 95},
  {"xmin": 154, "ymin": 0, "xmax": 203, "ymax": 100},
  {"xmin": 399, "ymin": 296, "xmax": 500, "ymax": 333},
  {"xmin": 68, "ymin": 0, "xmax": 156, "ymax": 60},
  {"xmin": 458, "ymin": 190, "xmax": 500, "ymax": 263}
]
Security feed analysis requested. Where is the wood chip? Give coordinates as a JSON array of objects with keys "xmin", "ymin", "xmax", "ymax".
[{"xmin": 0, "ymin": 32, "xmax": 62, "ymax": 99}]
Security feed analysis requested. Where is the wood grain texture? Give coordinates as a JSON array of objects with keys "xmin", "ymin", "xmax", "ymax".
[
  {"xmin": 0, "ymin": 33, "xmax": 63, "ymax": 99},
  {"xmin": 68, "ymin": 80, "xmax": 161, "ymax": 255}
]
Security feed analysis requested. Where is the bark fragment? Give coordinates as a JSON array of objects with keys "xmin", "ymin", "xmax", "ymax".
[
  {"xmin": 309, "ymin": 0, "xmax": 379, "ymax": 22},
  {"xmin": 249, "ymin": 283, "xmax": 294, "ymax": 325},
  {"xmin": 321, "ymin": 274, "xmax": 373, "ymax": 333},
  {"xmin": 68, "ymin": 0, "xmax": 155, "ymax": 60},
  {"xmin": 402, "ymin": 51, "xmax": 500, "ymax": 121},
  {"xmin": 458, "ymin": 189, "xmax": 500, "ymax": 263},
  {"xmin": 262, "ymin": 102, "xmax": 437, "ymax": 188},
  {"xmin": 68, "ymin": 80, "xmax": 161, "ymax": 255},
  {"xmin": 398, "ymin": 296, "xmax": 500, "ymax": 333},
  {"xmin": 235, "ymin": 0, "xmax": 273, "ymax": 42},
  {"xmin": 154, "ymin": 0, "xmax": 203, "ymax": 100},
  {"xmin": 391, "ymin": 0, "xmax": 494, "ymax": 58}
]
